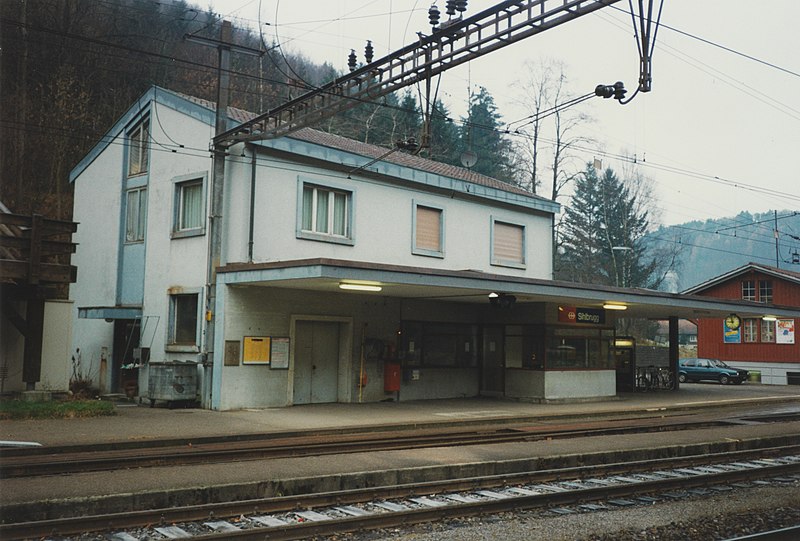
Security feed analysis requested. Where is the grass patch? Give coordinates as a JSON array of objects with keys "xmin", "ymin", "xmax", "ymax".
[{"xmin": 0, "ymin": 399, "xmax": 117, "ymax": 420}]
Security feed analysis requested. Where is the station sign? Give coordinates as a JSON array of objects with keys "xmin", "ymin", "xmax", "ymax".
[{"xmin": 558, "ymin": 306, "xmax": 606, "ymax": 325}]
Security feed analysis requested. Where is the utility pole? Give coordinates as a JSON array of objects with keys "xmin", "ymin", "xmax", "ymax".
[
  {"xmin": 184, "ymin": 21, "xmax": 262, "ymax": 409},
  {"xmin": 775, "ymin": 210, "xmax": 780, "ymax": 269}
]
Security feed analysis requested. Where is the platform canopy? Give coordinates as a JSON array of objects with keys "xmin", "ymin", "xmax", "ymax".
[{"xmin": 219, "ymin": 258, "xmax": 800, "ymax": 321}]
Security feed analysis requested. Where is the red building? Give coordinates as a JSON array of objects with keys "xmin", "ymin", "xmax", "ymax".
[{"xmin": 684, "ymin": 263, "xmax": 800, "ymax": 385}]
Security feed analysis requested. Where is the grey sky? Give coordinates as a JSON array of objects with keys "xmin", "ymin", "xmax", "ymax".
[{"xmin": 211, "ymin": 0, "xmax": 799, "ymax": 226}]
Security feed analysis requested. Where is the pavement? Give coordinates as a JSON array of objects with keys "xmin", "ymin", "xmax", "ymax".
[
  {"xmin": 2, "ymin": 383, "xmax": 800, "ymax": 521},
  {"xmin": 2, "ymin": 383, "xmax": 799, "ymax": 447}
]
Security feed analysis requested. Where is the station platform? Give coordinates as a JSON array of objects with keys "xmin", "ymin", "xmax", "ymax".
[
  {"xmin": 2, "ymin": 383, "xmax": 799, "ymax": 521},
  {"xmin": 1, "ymin": 383, "xmax": 799, "ymax": 447}
]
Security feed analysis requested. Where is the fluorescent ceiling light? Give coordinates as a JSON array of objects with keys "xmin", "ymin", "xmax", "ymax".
[
  {"xmin": 762, "ymin": 315, "xmax": 777, "ymax": 321},
  {"xmin": 339, "ymin": 282, "xmax": 382, "ymax": 292},
  {"xmin": 603, "ymin": 303, "xmax": 628, "ymax": 311}
]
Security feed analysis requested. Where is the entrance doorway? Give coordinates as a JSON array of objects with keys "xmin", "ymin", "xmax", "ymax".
[
  {"xmin": 480, "ymin": 326, "xmax": 504, "ymax": 396},
  {"xmin": 112, "ymin": 319, "xmax": 140, "ymax": 394},
  {"xmin": 293, "ymin": 320, "xmax": 340, "ymax": 404}
]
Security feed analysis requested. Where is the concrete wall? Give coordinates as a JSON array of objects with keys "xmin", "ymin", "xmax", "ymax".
[
  {"xmin": 726, "ymin": 361, "xmax": 800, "ymax": 385},
  {"xmin": 543, "ymin": 370, "xmax": 616, "ymax": 400},
  {"xmin": 217, "ymin": 286, "xmax": 488, "ymax": 410},
  {"xmin": 0, "ymin": 300, "xmax": 73, "ymax": 393},
  {"xmin": 504, "ymin": 368, "xmax": 615, "ymax": 402}
]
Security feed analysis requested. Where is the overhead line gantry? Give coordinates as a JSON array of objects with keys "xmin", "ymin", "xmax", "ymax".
[{"xmin": 214, "ymin": 0, "xmax": 623, "ymax": 146}]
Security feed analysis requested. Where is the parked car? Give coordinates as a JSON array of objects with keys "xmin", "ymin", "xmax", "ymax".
[{"xmin": 678, "ymin": 358, "xmax": 748, "ymax": 385}]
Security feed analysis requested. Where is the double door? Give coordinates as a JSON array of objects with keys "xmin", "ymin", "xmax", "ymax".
[{"xmin": 293, "ymin": 321, "xmax": 340, "ymax": 404}]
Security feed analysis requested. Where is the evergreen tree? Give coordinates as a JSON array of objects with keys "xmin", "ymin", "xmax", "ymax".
[
  {"xmin": 557, "ymin": 164, "xmax": 656, "ymax": 288},
  {"xmin": 458, "ymin": 87, "xmax": 515, "ymax": 183}
]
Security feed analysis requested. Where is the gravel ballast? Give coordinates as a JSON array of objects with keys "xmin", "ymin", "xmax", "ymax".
[{"xmin": 338, "ymin": 483, "xmax": 799, "ymax": 541}]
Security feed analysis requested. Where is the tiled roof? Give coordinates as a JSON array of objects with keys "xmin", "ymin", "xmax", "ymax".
[{"xmin": 172, "ymin": 89, "xmax": 542, "ymax": 200}]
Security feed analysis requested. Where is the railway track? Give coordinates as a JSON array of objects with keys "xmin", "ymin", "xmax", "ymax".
[
  {"xmin": 3, "ymin": 444, "xmax": 799, "ymax": 540},
  {"xmin": 0, "ymin": 415, "xmax": 746, "ymax": 478}
]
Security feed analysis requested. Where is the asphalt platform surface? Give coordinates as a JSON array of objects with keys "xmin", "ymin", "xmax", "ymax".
[{"xmin": 2, "ymin": 383, "xmax": 799, "ymax": 518}]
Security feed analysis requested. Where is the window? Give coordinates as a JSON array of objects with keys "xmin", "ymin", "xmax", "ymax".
[
  {"xmin": 761, "ymin": 319, "xmax": 775, "ymax": 343},
  {"xmin": 172, "ymin": 175, "xmax": 206, "ymax": 238},
  {"xmin": 125, "ymin": 187, "xmax": 147, "ymax": 242},
  {"xmin": 743, "ymin": 318, "xmax": 758, "ymax": 343},
  {"xmin": 741, "ymin": 280, "xmax": 756, "ymax": 301},
  {"xmin": 168, "ymin": 293, "xmax": 199, "ymax": 349},
  {"xmin": 413, "ymin": 203, "xmax": 444, "ymax": 257},
  {"xmin": 492, "ymin": 219, "xmax": 525, "ymax": 268},
  {"xmin": 759, "ymin": 280, "xmax": 773, "ymax": 303},
  {"xmin": 128, "ymin": 118, "xmax": 149, "ymax": 176},
  {"xmin": 298, "ymin": 182, "xmax": 353, "ymax": 244},
  {"xmin": 400, "ymin": 321, "xmax": 478, "ymax": 368}
]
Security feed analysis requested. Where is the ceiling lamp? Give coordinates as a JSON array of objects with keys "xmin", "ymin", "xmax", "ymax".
[
  {"xmin": 603, "ymin": 303, "xmax": 628, "ymax": 311},
  {"xmin": 339, "ymin": 282, "xmax": 382, "ymax": 292},
  {"xmin": 762, "ymin": 315, "xmax": 778, "ymax": 322}
]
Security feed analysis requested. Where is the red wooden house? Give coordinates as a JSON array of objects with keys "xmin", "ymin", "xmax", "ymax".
[{"xmin": 683, "ymin": 263, "xmax": 800, "ymax": 385}]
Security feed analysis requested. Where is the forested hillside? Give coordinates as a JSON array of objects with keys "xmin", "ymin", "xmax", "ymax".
[
  {"xmin": 1, "ymin": 0, "xmax": 520, "ymax": 220},
  {"xmin": 648, "ymin": 211, "xmax": 800, "ymax": 291}
]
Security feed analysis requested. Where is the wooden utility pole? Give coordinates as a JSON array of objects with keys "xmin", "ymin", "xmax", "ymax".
[{"xmin": 184, "ymin": 22, "xmax": 262, "ymax": 408}]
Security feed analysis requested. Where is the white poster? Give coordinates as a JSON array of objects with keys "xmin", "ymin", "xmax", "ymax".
[{"xmin": 776, "ymin": 319, "xmax": 795, "ymax": 344}]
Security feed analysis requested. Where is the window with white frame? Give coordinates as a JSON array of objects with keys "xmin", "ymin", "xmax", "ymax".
[
  {"xmin": 172, "ymin": 175, "xmax": 205, "ymax": 238},
  {"xmin": 125, "ymin": 187, "xmax": 147, "ymax": 242},
  {"xmin": 413, "ymin": 203, "xmax": 444, "ymax": 257},
  {"xmin": 127, "ymin": 118, "xmax": 150, "ymax": 177},
  {"xmin": 491, "ymin": 219, "xmax": 525, "ymax": 268},
  {"xmin": 168, "ymin": 292, "xmax": 199, "ymax": 348},
  {"xmin": 741, "ymin": 280, "xmax": 756, "ymax": 301},
  {"xmin": 759, "ymin": 280, "xmax": 773, "ymax": 303},
  {"xmin": 299, "ymin": 182, "xmax": 353, "ymax": 243},
  {"xmin": 761, "ymin": 319, "xmax": 775, "ymax": 343},
  {"xmin": 742, "ymin": 318, "xmax": 758, "ymax": 343}
]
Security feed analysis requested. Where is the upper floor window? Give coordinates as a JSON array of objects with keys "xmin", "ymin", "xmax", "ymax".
[
  {"xmin": 742, "ymin": 318, "xmax": 758, "ymax": 343},
  {"xmin": 759, "ymin": 280, "xmax": 772, "ymax": 303},
  {"xmin": 413, "ymin": 203, "xmax": 444, "ymax": 258},
  {"xmin": 298, "ymin": 181, "xmax": 354, "ymax": 245},
  {"xmin": 172, "ymin": 174, "xmax": 206, "ymax": 238},
  {"xmin": 741, "ymin": 280, "xmax": 756, "ymax": 301},
  {"xmin": 127, "ymin": 118, "xmax": 150, "ymax": 177},
  {"xmin": 491, "ymin": 218, "xmax": 525, "ymax": 269},
  {"xmin": 125, "ymin": 187, "xmax": 147, "ymax": 243}
]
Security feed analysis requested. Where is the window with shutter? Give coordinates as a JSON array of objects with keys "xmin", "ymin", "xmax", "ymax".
[
  {"xmin": 492, "ymin": 219, "xmax": 525, "ymax": 268},
  {"xmin": 413, "ymin": 204, "xmax": 444, "ymax": 257}
]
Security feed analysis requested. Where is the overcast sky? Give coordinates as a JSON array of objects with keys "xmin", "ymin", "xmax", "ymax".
[{"xmin": 209, "ymin": 0, "xmax": 799, "ymax": 229}]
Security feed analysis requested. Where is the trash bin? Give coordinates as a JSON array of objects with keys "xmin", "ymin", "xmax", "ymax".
[
  {"xmin": 748, "ymin": 370, "xmax": 761, "ymax": 383},
  {"xmin": 147, "ymin": 361, "xmax": 198, "ymax": 407}
]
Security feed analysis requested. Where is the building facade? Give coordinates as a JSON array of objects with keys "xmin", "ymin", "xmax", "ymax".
[
  {"xmin": 70, "ymin": 87, "xmax": 800, "ymax": 410},
  {"xmin": 684, "ymin": 263, "xmax": 800, "ymax": 385},
  {"xmin": 71, "ymin": 87, "xmax": 627, "ymax": 409}
]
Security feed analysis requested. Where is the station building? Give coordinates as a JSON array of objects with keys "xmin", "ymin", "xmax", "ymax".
[
  {"xmin": 684, "ymin": 263, "xmax": 800, "ymax": 385},
  {"xmin": 68, "ymin": 87, "xmax": 800, "ymax": 410}
]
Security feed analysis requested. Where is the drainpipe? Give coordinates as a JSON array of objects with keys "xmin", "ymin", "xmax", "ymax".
[{"xmin": 247, "ymin": 143, "xmax": 257, "ymax": 262}]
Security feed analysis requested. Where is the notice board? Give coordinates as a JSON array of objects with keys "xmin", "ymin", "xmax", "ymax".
[{"xmin": 243, "ymin": 336, "xmax": 271, "ymax": 364}]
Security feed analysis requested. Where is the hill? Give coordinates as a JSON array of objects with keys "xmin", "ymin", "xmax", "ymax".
[{"xmin": 648, "ymin": 211, "xmax": 800, "ymax": 291}]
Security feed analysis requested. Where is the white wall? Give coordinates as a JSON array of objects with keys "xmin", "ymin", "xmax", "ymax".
[
  {"xmin": 140, "ymin": 103, "xmax": 213, "ymax": 361},
  {"xmin": 0, "ymin": 300, "xmax": 74, "ymax": 393},
  {"xmin": 225, "ymin": 152, "xmax": 553, "ymax": 280}
]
